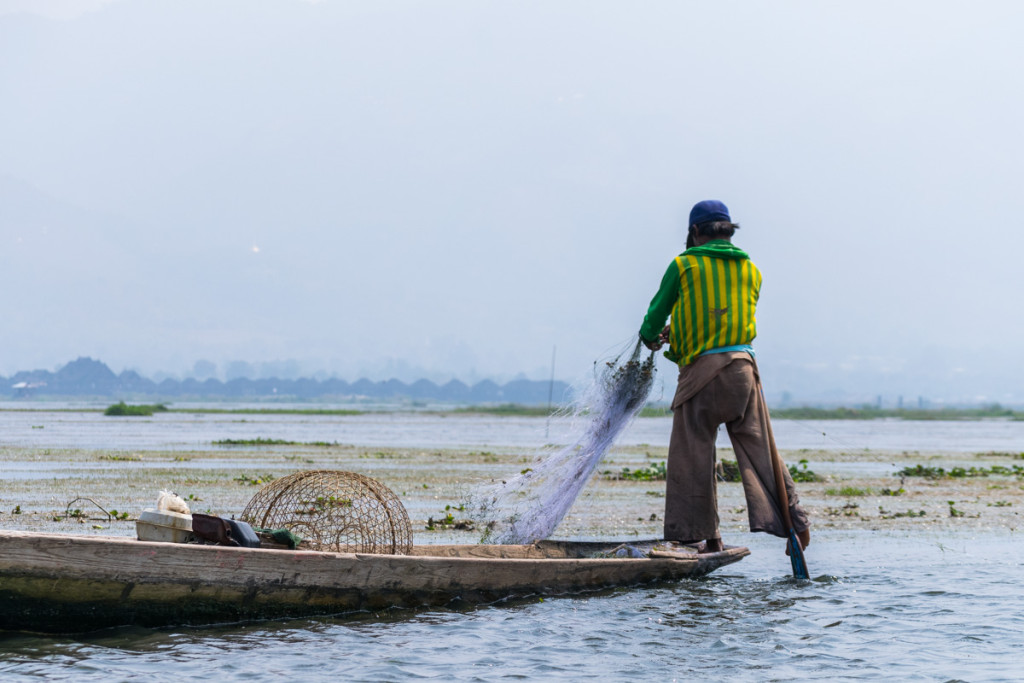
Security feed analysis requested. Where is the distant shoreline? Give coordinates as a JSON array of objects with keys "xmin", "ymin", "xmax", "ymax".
[{"xmin": 2, "ymin": 400, "xmax": 1024, "ymax": 422}]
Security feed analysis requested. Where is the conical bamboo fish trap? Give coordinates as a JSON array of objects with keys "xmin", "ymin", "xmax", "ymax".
[{"xmin": 241, "ymin": 470, "xmax": 413, "ymax": 555}]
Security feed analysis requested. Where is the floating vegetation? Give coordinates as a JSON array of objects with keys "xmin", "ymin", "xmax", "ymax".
[
  {"xmin": 880, "ymin": 487, "xmax": 906, "ymax": 496},
  {"xmin": 788, "ymin": 459, "xmax": 823, "ymax": 482},
  {"xmin": 772, "ymin": 404, "xmax": 1017, "ymax": 421},
  {"xmin": 104, "ymin": 402, "xmax": 168, "ymax": 417},
  {"xmin": 471, "ymin": 341, "xmax": 656, "ymax": 544},
  {"xmin": 453, "ymin": 404, "xmax": 555, "ymax": 417},
  {"xmin": 296, "ymin": 496, "xmax": 353, "ymax": 515},
  {"xmin": 717, "ymin": 459, "xmax": 741, "ymax": 483},
  {"xmin": 99, "ymin": 453, "xmax": 141, "ymax": 462},
  {"xmin": 825, "ymin": 502, "xmax": 860, "ymax": 517},
  {"xmin": 880, "ymin": 507, "xmax": 926, "ymax": 519},
  {"xmin": 214, "ymin": 438, "xmax": 340, "ymax": 447},
  {"xmin": 988, "ymin": 500, "xmax": 1012, "ymax": 507},
  {"xmin": 826, "ymin": 486, "xmax": 871, "ymax": 497},
  {"xmin": 638, "ymin": 405, "xmax": 671, "ymax": 418},
  {"xmin": 604, "ymin": 461, "xmax": 666, "ymax": 481},
  {"xmin": 234, "ymin": 473, "xmax": 276, "ymax": 486},
  {"xmin": 976, "ymin": 451, "xmax": 1024, "ymax": 459},
  {"xmin": 425, "ymin": 505, "xmax": 475, "ymax": 531},
  {"xmin": 948, "ymin": 500, "xmax": 965, "ymax": 518},
  {"xmin": 897, "ymin": 464, "xmax": 1024, "ymax": 479},
  {"xmin": 470, "ymin": 451, "xmax": 499, "ymax": 462}
]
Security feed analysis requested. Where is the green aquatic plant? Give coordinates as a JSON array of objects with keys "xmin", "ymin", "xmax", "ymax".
[
  {"xmin": 638, "ymin": 405, "xmax": 671, "ymax": 418},
  {"xmin": 976, "ymin": 451, "xmax": 1024, "ymax": 459},
  {"xmin": 605, "ymin": 461, "xmax": 667, "ymax": 481},
  {"xmin": 825, "ymin": 502, "xmax": 859, "ymax": 517},
  {"xmin": 948, "ymin": 500, "xmax": 965, "ymax": 518},
  {"xmin": 788, "ymin": 459, "xmax": 823, "ymax": 482},
  {"xmin": 897, "ymin": 464, "xmax": 1024, "ymax": 479},
  {"xmin": 880, "ymin": 487, "xmax": 905, "ymax": 496},
  {"xmin": 826, "ymin": 486, "xmax": 871, "ymax": 497},
  {"xmin": 453, "ymin": 404, "xmax": 555, "ymax": 417},
  {"xmin": 425, "ymin": 506, "xmax": 475, "ymax": 531},
  {"xmin": 215, "ymin": 438, "xmax": 298, "ymax": 446},
  {"xmin": 717, "ymin": 459, "xmax": 741, "ymax": 483},
  {"xmin": 104, "ymin": 402, "xmax": 168, "ymax": 416},
  {"xmin": 879, "ymin": 506, "xmax": 926, "ymax": 519},
  {"xmin": 233, "ymin": 473, "xmax": 276, "ymax": 486},
  {"xmin": 773, "ymin": 404, "xmax": 1019, "ymax": 421},
  {"xmin": 215, "ymin": 437, "xmax": 341, "ymax": 447},
  {"xmin": 296, "ymin": 495, "xmax": 352, "ymax": 515}
]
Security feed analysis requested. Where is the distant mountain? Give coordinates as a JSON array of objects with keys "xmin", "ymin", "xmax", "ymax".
[{"xmin": 2, "ymin": 357, "xmax": 570, "ymax": 405}]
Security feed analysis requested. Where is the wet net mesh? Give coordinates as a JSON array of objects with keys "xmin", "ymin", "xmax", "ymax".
[
  {"xmin": 470, "ymin": 340, "xmax": 657, "ymax": 544},
  {"xmin": 241, "ymin": 470, "xmax": 413, "ymax": 555}
]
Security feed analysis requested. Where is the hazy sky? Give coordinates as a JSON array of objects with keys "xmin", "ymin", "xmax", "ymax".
[{"xmin": 2, "ymin": 1, "xmax": 1023, "ymax": 402}]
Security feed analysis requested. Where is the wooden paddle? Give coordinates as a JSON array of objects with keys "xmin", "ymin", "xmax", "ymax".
[{"xmin": 759, "ymin": 384, "xmax": 810, "ymax": 579}]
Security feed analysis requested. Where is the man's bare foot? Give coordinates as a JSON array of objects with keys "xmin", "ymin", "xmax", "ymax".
[{"xmin": 704, "ymin": 537, "xmax": 724, "ymax": 553}]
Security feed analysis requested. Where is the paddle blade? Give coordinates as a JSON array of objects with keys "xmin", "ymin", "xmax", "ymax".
[{"xmin": 787, "ymin": 530, "xmax": 810, "ymax": 579}]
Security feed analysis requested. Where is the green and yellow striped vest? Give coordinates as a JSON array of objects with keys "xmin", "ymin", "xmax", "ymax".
[{"xmin": 666, "ymin": 252, "xmax": 762, "ymax": 366}]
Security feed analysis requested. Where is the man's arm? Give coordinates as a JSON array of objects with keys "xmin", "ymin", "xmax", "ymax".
[{"xmin": 639, "ymin": 260, "xmax": 680, "ymax": 348}]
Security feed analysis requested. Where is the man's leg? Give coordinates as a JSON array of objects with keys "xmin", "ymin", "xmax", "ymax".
[
  {"xmin": 664, "ymin": 379, "xmax": 721, "ymax": 546},
  {"xmin": 723, "ymin": 363, "xmax": 810, "ymax": 538}
]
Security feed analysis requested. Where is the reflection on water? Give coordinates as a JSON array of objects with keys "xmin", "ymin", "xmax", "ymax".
[{"xmin": 2, "ymin": 530, "xmax": 1022, "ymax": 680}]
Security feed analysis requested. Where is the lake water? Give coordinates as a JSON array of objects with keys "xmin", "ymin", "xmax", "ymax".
[
  {"xmin": 2, "ymin": 402, "xmax": 1024, "ymax": 453},
  {"xmin": 2, "ymin": 406, "xmax": 1024, "ymax": 680},
  {"xmin": 1, "ymin": 530, "xmax": 1020, "ymax": 681}
]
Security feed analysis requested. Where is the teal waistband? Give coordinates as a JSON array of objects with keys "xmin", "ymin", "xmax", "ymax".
[{"xmin": 698, "ymin": 344, "xmax": 755, "ymax": 358}]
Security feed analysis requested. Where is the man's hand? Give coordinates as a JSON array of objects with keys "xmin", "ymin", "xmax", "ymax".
[
  {"xmin": 641, "ymin": 325, "xmax": 670, "ymax": 351},
  {"xmin": 641, "ymin": 333, "xmax": 662, "ymax": 351}
]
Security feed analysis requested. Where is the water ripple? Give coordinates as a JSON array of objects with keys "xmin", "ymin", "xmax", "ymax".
[{"xmin": 2, "ymin": 530, "xmax": 1024, "ymax": 681}]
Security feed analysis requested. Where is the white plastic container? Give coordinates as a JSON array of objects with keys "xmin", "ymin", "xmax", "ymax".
[{"xmin": 136, "ymin": 508, "xmax": 193, "ymax": 543}]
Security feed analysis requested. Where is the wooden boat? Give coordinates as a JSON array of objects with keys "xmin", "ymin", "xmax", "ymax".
[{"xmin": 0, "ymin": 530, "xmax": 748, "ymax": 634}]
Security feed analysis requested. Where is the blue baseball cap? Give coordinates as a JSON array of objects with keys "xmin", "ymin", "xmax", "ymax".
[{"xmin": 689, "ymin": 200, "xmax": 731, "ymax": 226}]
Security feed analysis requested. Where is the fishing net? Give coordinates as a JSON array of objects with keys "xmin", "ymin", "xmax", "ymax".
[
  {"xmin": 471, "ymin": 340, "xmax": 657, "ymax": 544},
  {"xmin": 241, "ymin": 470, "xmax": 413, "ymax": 555}
]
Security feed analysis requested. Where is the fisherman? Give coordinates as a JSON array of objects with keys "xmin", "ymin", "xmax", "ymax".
[{"xmin": 639, "ymin": 199, "xmax": 810, "ymax": 554}]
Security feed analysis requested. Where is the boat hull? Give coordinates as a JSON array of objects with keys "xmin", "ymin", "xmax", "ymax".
[{"xmin": 0, "ymin": 530, "xmax": 748, "ymax": 633}]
